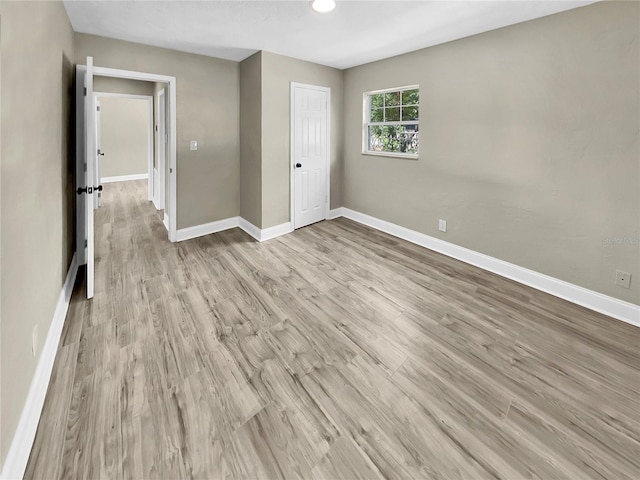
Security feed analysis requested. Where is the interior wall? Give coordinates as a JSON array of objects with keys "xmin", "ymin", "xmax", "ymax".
[
  {"xmin": 260, "ymin": 51, "xmax": 343, "ymax": 229},
  {"xmin": 239, "ymin": 52, "xmax": 262, "ymax": 228},
  {"xmin": 75, "ymin": 33, "xmax": 240, "ymax": 230},
  {"xmin": 94, "ymin": 76, "xmax": 154, "ymax": 96},
  {"xmin": 0, "ymin": 0, "xmax": 74, "ymax": 468},
  {"xmin": 343, "ymin": 1, "xmax": 639, "ymax": 304},
  {"xmin": 99, "ymin": 96, "xmax": 149, "ymax": 178}
]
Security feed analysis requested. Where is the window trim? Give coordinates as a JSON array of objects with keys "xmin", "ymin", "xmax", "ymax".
[{"xmin": 362, "ymin": 84, "xmax": 419, "ymax": 159}]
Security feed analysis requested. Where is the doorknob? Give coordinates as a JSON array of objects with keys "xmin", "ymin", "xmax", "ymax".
[
  {"xmin": 76, "ymin": 185, "xmax": 103, "ymax": 195},
  {"xmin": 295, "ymin": 163, "xmax": 302, "ymax": 168}
]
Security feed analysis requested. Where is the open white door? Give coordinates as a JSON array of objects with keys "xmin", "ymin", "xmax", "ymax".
[
  {"xmin": 291, "ymin": 83, "xmax": 329, "ymax": 229},
  {"xmin": 85, "ymin": 56, "xmax": 96, "ymax": 298},
  {"xmin": 95, "ymin": 99, "xmax": 102, "ymax": 208},
  {"xmin": 75, "ymin": 66, "xmax": 87, "ymax": 270}
]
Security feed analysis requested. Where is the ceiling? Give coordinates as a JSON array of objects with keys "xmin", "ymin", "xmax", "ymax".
[{"xmin": 64, "ymin": 0, "xmax": 598, "ymax": 69}]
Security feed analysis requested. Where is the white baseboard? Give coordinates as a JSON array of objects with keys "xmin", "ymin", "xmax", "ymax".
[
  {"xmin": 336, "ymin": 208, "xmax": 639, "ymax": 328},
  {"xmin": 238, "ymin": 218, "xmax": 293, "ymax": 242},
  {"xmin": 176, "ymin": 217, "xmax": 239, "ymax": 242},
  {"xmin": 174, "ymin": 217, "xmax": 294, "ymax": 244},
  {"xmin": 163, "ymin": 213, "xmax": 169, "ymax": 232},
  {"xmin": 238, "ymin": 218, "xmax": 261, "ymax": 241},
  {"xmin": 101, "ymin": 173, "xmax": 148, "ymax": 183},
  {"xmin": 261, "ymin": 222, "xmax": 294, "ymax": 242},
  {"xmin": 0, "ymin": 254, "xmax": 79, "ymax": 480},
  {"xmin": 328, "ymin": 207, "xmax": 345, "ymax": 220}
]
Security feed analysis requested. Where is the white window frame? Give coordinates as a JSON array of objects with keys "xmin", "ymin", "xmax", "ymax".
[{"xmin": 362, "ymin": 84, "xmax": 419, "ymax": 159}]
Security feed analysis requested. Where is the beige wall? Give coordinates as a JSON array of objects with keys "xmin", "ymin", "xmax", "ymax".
[
  {"xmin": 75, "ymin": 33, "xmax": 240, "ymax": 229},
  {"xmin": 0, "ymin": 0, "xmax": 74, "ymax": 467},
  {"xmin": 343, "ymin": 1, "xmax": 639, "ymax": 304},
  {"xmin": 239, "ymin": 52, "xmax": 262, "ymax": 227},
  {"xmin": 99, "ymin": 96, "xmax": 150, "ymax": 178},
  {"xmin": 94, "ymin": 77, "xmax": 154, "ymax": 96},
  {"xmin": 261, "ymin": 51, "xmax": 343, "ymax": 228}
]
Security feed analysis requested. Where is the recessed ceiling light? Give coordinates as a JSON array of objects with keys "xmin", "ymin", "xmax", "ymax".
[{"xmin": 311, "ymin": 0, "xmax": 336, "ymax": 14}]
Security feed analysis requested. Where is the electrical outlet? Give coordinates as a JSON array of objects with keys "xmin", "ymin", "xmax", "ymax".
[
  {"xmin": 615, "ymin": 270, "xmax": 631, "ymax": 289},
  {"xmin": 32, "ymin": 325, "xmax": 39, "ymax": 357},
  {"xmin": 438, "ymin": 219, "xmax": 447, "ymax": 232}
]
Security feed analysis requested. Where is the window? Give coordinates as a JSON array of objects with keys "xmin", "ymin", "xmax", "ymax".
[{"xmin": 363, "ymin": 85, "xmax": 419, "ymax": 158}]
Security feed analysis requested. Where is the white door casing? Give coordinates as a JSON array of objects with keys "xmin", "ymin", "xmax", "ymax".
[
  {"xmin": 156, "ymin": 88, "xmax": 166, "ymax": 211},
  {"xmin": 291, "ymin": 83, "xmax": 330, "ymax": 229}
]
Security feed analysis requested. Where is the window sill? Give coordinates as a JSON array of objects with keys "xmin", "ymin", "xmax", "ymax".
[{"xmin": 362, "ymin": 151, "xmax": 418, "ymax": 160}]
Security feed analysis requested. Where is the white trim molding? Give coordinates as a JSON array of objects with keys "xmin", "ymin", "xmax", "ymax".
[
  {"xmin": 328, "ymin": 207, "xmax": 345, "ymax": 220},
  {"xmin": 261, "ymin": 222, "xmax": 294, "ymax": 242},
  {"xmin": 238, "ymin": 218, "xmax": 261, "ymax": 241},
  {"xmin": 239, "ymin": 218, "xmax": 293, "ymax": 242},
  {"xmin": 1, "ymin": 254, "xmax": 79, "ymax": 480},
  {"xmin": 175, "ymin": 217, "xmax": 294, "ymax": 243},
  {"xmin": 101, "ymin": 173, "xmax": 149, "ymax": 183},
  {"xmin": 332, "ymin": 208, "xmax": 640, "ymax": 328},
  {"xmin": 176, "ymin": 217, "xmax": 240, "ymax": 242}
]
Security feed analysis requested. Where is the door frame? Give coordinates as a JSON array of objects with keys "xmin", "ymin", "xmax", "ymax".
[
  {"xmin": 90, "ymin": 65, "xmax": 177, "ymax": 242},
  {"xmin": 155, "ymin": 88, "xmax": 166, "ymax": 212},
  {"xmin": 93, "ymin": 92, "xmax": 154, "ymax": 198},
  {"xmin": 289, "ymin": 82, "xmax": 331, "ymax": 229}
]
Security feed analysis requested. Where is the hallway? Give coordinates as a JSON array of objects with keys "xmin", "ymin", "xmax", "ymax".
[{"xmin": 24, "ymin": 181, "xmax": 640, "ymax": 479}]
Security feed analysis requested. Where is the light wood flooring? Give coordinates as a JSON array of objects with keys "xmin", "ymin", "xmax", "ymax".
[{"xmin": 25, "ymin": 180, "xmax": 640, "ymax": 479}]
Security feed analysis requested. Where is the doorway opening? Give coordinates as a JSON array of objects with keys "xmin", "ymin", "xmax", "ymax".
[
  {"xmin": 76, "ymin": 58, "xmax": 177, "ymax": 298},
  {"xmin": 94, "ymin": 93, "xmax": 154, "ymax": 205}
]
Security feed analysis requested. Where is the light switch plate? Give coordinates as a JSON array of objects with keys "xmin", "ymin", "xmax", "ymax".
[
  {"xmin": 438, "ymin": 219, "xmax": 447, "ymax": 232},
  {"xmin": 190, "ymin": 140, "xmax": 198, "ymax": 151}
]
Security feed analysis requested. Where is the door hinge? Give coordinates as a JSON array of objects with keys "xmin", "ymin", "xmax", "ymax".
[
  {"xmin": 97, "ymin": 105, "xmax": 100, "ymax": 112},
  {"xmin": 84, "ymin": 239, "xmax": 88, "ymax": 248},
  {"xmin": 84, "ymin": 87, "xmax": 87, "ymax": 96},
  {"xmin": 155, "ymin": 125, "xmax": 158, "ymax": 132}
]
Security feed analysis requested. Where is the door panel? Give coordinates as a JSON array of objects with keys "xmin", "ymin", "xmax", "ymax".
[
  {"xmin": 85, "ymin": 56, "xmax": 95, "ymax": 299},
  {"xmin": 293, "ymin": 85, "xmax": 328, "ymax": 229},
  {"xmin": 75, "ymin": 67, "xmax": 87, "ymax": 267},
  {"xmin": 95, "ymin": 99, "xmax": 101, "ymax": 209}
]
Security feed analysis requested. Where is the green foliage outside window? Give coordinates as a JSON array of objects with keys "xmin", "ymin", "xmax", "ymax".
[{"xmin": 366, "ymin": 87, "xmax": 419, "ymax": 155}]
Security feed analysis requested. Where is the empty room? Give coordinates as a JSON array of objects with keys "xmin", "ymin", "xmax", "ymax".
[{"xmin": 1, "ymin": 1, "xmax": 638, "ymax": 479}]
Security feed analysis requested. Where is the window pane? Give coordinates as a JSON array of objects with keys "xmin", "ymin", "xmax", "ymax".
[
  {"xmin": 370, "ymin": 108, "xmax": 383, "ymax": 122},
  {"xmin": 402, "ymin": 89, "xmax": 419, "ymax": 106},
  {"xmin": 370, "ymin": 93, "xmax": 384, "ymax": 108},
  {"xmin": 384, "ymin": 91, "xmax": 400, "ymax": 106},
  {"xmin": 400, "ymin": 128, "xmax": 419, "ymax": 154},
  {"xmin": 402, "ymin": 105, "xmax": 418, "ymax": 121},
  {"xmin": 368, "ymin": 124, "xmax": 419, "ymax": 154},
  {"xmin": 385, "ymin": 107, "xmax": 400, "ymax": 121}
]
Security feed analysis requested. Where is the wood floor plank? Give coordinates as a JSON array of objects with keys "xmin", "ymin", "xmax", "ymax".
[{"xmin": 25, "ymin": 180, "xmax": 640, "ymax": 480}]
